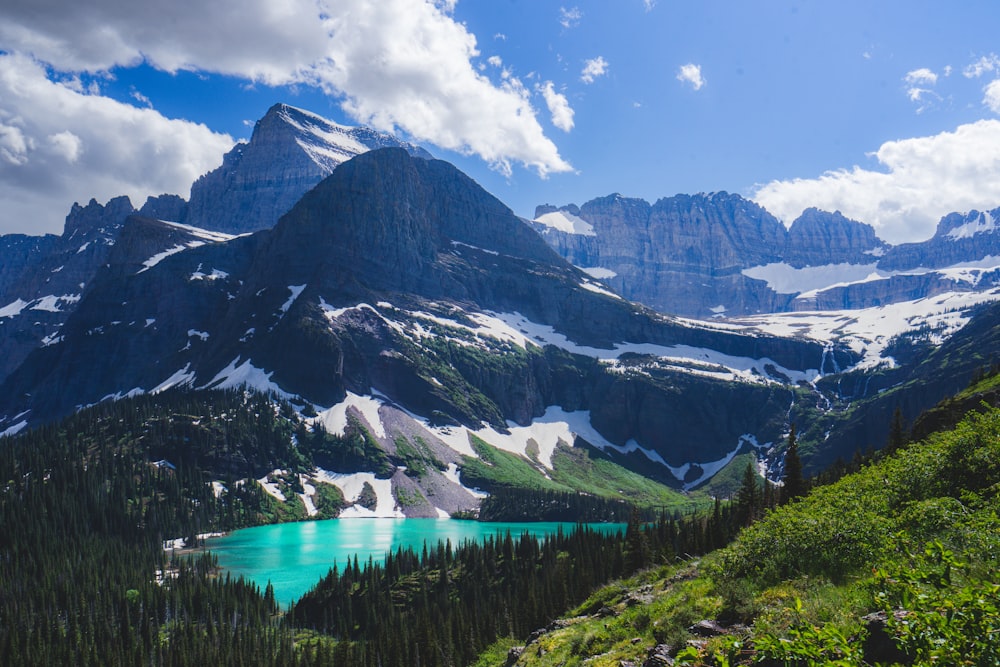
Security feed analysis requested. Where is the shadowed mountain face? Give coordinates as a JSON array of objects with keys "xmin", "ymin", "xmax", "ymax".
[
  {"xmin": 0, "ymin": 104, "xmax": 432, "ymax": 389},
  {"xmin": 0, "ymin": 149, "xmax": 839, "ymax": 484}
]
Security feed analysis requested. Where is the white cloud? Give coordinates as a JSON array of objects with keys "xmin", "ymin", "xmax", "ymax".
[
  {"xmin": 985, "ymin": 80, "xmax": 1000, "ymax": 114},
  {"xmin": 559, "ymin": 6, "xmax": 582, "ymax": 29},
  {"xmin": 904, "ymin": 68, "xmax": 937, "ymax": 86},
  {"xmin": 0, "ymin": 53, "xmax": 233, "ymax": 235},
  {"xmin": 0, "ymin": 0, "xmax": 571, "ymax": 180},
  {"xmin": 580, "ymin": 56, "xmax": 608, "ymax": 84},
  {"xmin": 753, "ymin": 120, "xmax": 1000, "ymax": 244},
  {"xmin": 643, "ymin": 0, "xmax": 656, "ymax": 11},
  {"xmin": 538, "ymin": 81, "xmax": 574, "ymax": 132},
  {"xmin": 903, "ymin": 68, "xmax": 940, "ymax": 112},
  {"xmin": 487, "ymin": 55, "xmax": 502, "ymax": 68},
  {"xmin": 676, "ymin": 63, "xmax": 705, "ymax": 90},
  {"xmin": 964, "ymin": 53, "xmax": 1000, "ymax": 78}
]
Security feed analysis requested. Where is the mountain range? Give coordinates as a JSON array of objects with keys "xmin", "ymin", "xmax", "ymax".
[
  {"xmin": 533, "ymin": 196, "xmax": 1000, "ymax": 318},
  {"xmin": 2, "ymin": 102, "xmax": 1000, "ymax": 512}
]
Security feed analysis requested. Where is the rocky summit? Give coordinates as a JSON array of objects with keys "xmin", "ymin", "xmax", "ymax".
[
  {"xmin": 533, "ymin": 195, "xmax": 1000, "ymax": 318},
  {"xmin": 184, "ymin": 103, "xmax": 432, "ymax": 235}
]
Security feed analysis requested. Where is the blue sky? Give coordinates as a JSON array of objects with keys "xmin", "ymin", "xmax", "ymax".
[{"xmin": 2, "ymin": 1, "xmax": 1000, "ymax": 243}]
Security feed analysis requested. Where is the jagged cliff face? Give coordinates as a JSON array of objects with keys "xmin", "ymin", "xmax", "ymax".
[
  {"xmin": 532, "ymin": 195, "xmax": 1000, "ymax": 318},
  {"xmin": 0, "ymin": 149, "xmax": 843, "ymax": 489},
  {"xmin": 0, "ymin": 195, "xmax": 240, "ymax": 386},
  {"xmin": 184, "ymin": 103, "xmax": 432, "ymax": 234},
  {"xmin": 532, "ymin": 195, "xmax": 885, "ymax": 318},
  {"xmin": 0, "ymin": 197, "xmax": 130, "ymax": 382}
]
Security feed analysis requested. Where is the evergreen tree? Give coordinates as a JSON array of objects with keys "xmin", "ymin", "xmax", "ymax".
[
  {"xmin": 886, "ymin": 405, "xmax": 908, "ymax": 454},
  {"xmin": 780, "ymin": 424, "xmax": 806, "ymax": 505},
  {"xmin": 735, "ymin": 461, "xmax": 760, "ymax": 527}
]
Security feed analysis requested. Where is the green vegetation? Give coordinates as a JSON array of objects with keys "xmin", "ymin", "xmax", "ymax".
[
  {"xmin": 487, "ymin": 402, "xmax": 1000, "ymax": 666},
  {"xmin": 460, "ymin": 436, "xmax": 706, "ymax": 515},
  {"xmin": 460, "ymin": 434, "xmax": 572, "ymax": 493},
  {"xmin": 392, "ymin": 434, "xmax": 446, "ymax": 478}
]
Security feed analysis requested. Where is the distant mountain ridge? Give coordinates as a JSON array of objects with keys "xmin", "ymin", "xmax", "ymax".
[{"xmin": 533, "ymin": 195, "xmax": 1000, "ymax": 318}]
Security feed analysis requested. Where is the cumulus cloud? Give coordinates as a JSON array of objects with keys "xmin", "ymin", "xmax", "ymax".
[
  {"xmin": 984, "ymin": 80, "xmax": 1000, "ymax": 113},
  {"xmin": 0, "ymin": 53, "xmax": 234, "ymax": 235},
  {"xmin": 753, "ymin": 120, "xmax": 1000, "ymax": 244},
  {"xmin": 538, "ymin": 81, "xmax": 574, "ymax": 132},
  {"xmin": 676, "ymin": 63, "xmax": 705, "ymax": 90},
  {"xmin": 580, "ymin": 57, "xmax": 609, "ymax": 84},
  {"xmin": 0, "ymin": 0, "xmax": 571, "ymax": 181}
]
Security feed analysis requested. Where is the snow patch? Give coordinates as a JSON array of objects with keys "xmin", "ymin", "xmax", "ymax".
[
  {"xmin": 151, "ymin": 365, "xmax": 196, "ymax": 394},
  {"xmin": 156, "ymin": 220, "xmax": 240, "ymax": 243},
  {"xmin": 201, "ymin": 358, "xmax": 296, "ymax": 400},
  {"xmin": 190, "ymin": 268, "xmax": 230, "ymax": 281},
  {"xmin": 0, "ymin": 299, "xmax": 28, "ymax": 319},
  {"xmin": 313, "ymin": 392, "xmax": 386, "ymax": 439},
  {"xmin": 257, "ymin": 471, "xmax": 286, "ymax": 502},
  {"xmin": 580, "ymin": 281, "xmax": 622, "ymax": 299},
  {"xmin": 31, "ymin": 294, "xmax": 81, "ymax": 312},
  {"xmin": 300, "ymin": 476, "xmax": 318, "ymax": 517},
  {"xmin": 1, "ymin": 421, "xmax": 28, "ymax": 438},
  {"xmin": 731, "ymin": 289, "xmax": 1000, "ymax": 370},
  {"xmin": 280, "ymin": 284, "xmax": 307, "ymax": 314},
  {"xmin": 312, "ymin": 469, "xmax": 403, "ymax": 518},
  {"xmin": 451, "ymin": 240, "xmax": 499, "ymax": 256},
  {"xmin": 443, "ymin": 463, "xmax": 488, "ymax": 498},
  {"xmin": 579, "ymin": 267, "xmax": 617, "ymax": 279},
  {"xmin": 742, "ymin": 262, "xmax": 879, "ymax": 295},
  {"xmin": 534, "ymin": 210, "xmax": 596, "ymax": 236},
  {"xmin": 665, "ymin": 434, "xmax": 764, "ymax": 491},
  {"xmin": 137, "ymin": 242, "xmax": 205, "ymax": 273},
  {"xmin": 947, "ymin": 211, "xmax": 997, "ymax": 240},
  {"xmin": 187, "ymin": 329, "xmax": 209, "ymax": 341}
]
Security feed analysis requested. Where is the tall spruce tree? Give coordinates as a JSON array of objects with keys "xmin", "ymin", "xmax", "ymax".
[
  {"xmin": 886, "ymin": 405, "xmax": 908, "ymax": 454},
  {"xmin": 780, "ymin": 424, "xmax": 805, "ymax": 505},
  {"xmin": 736, "ymin": 461, "xmax": 760, "ymax": 527}
]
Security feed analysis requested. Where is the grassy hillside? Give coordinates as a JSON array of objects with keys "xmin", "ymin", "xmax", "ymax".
[{"xmin": 483, "ymin": 395, "xmax": 1000, "ymax": 666}]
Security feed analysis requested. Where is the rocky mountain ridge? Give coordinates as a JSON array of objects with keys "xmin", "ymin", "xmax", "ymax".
[
  {"xmin": 184, "ymin": 103, "xmax": 432, "ymax": 234},
  {"xmin": 533, "ymin": 195, "xmax": 1000, "ymax": 318},
  {"xmin": 0, "ymin": 104, "xmax": 431, "ymax": 386},
  {"xmin": 0, "ymin": 149, "xmax": 847, "ymax": 507}
]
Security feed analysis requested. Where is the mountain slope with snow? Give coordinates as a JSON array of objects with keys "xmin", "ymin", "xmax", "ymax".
[{"xmin": 184, "ymin": 103, "xmax": 432, "ymax": 235}]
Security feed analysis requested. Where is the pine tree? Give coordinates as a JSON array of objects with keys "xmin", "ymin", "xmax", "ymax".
[
  {"xmin": 780, "ymin": 424, "xmax": 805, "ymax": 504},
  {"xmin": 735, "ymin": 461, "xmax": 760, "ymax": 527},
  {"xmin": 886, "ymin": 405, "xmax": 908, "ymax": 454}
]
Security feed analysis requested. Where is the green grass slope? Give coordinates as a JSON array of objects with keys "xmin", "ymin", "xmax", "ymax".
[{"xmin": 484, "ymin": 399, "xmax": 1000, "ymax": 667}]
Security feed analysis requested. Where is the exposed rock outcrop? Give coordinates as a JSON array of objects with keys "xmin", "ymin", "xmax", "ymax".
[{"xmin": 185, "ymin": 103, "xmax": 431, "ymax": 235}]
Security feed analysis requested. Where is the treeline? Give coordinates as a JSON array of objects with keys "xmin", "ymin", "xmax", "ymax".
[
  {"xmin": 286, "ymin": 500, "xmax": 757, "ymax": 667},
  {"xmin": 0, "ymin": 388, "xmax": 756, "ymax": 666},
  {"xmin": 0, "ymin": 390, "xmax": 308, "ymax": 665},
  {"xmin": 477, "ymin": 487, "xmax": 633, "ymax": 522}
]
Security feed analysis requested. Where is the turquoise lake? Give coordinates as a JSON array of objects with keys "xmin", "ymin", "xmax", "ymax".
[{"xmin": 206, "ymin": 519, "xmax": 624, "ymax": 606}]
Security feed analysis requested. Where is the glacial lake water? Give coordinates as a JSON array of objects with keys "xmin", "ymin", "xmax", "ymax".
[{"xmin": 206, "ymin": 518, "xmax": 625, "ymax": 606}]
